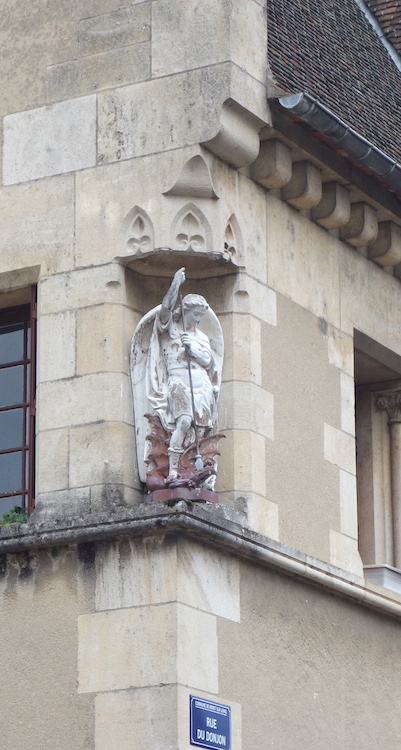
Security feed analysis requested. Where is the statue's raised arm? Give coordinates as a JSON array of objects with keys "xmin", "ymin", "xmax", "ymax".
[
  {"xmin": 131, "ymin": 268, "xmax": 224, "ymax": 500},
  {"xmin": 159, "ymin": 267, "xmax": 186, "ymax": 326}
]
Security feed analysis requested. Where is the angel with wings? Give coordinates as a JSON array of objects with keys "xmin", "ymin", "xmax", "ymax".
[{"xmin": 131, "ymin": 268, "xmax": 224, "ymax": 491}]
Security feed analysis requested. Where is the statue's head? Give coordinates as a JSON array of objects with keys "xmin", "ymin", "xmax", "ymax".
[
  {"xmin": 174, "ymin": 294, "xmax": 208, "ymax": 328},
  {"xmin": 182, "ymin": 294, "xmax": 208, "ymax": 313}
]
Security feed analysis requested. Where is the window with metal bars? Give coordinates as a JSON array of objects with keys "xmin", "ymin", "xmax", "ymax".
[{"xmin": 0, "ymin": 288, "xmax": 36, "ymax": 516}]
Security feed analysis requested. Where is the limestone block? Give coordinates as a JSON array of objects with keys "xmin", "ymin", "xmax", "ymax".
[
  {"xmin": 153, "ymin": 0, "xmax": 265, "ymax": 83},
  {"xmin": 76, "ymin": 304, "xmax": 139, "ymax": 376},
  {"xmin": 339, "ymin": 469, "xmax": 358, "ymax": 539},
  {"xmin": 368, "ymin": 221, "xmax": 401, "ymax": 266},
  {"xmin": 220, "ymin": 381, "xmax": 274, "ymax": 439},
  {"xmin": 3, "ymin": 96, "xmax": 96, "ymax": 185},
  {"xmin": 327, "ymin": 326, "xmax": 354, "ymax": 376},
  {"xmin": 34, "ymin": 487, "xmax": 91, "ymax": 521},
  {"xmin": 229, "ymin": 0, "xmax": 268, "ymax": 83},
  {"xmin": 250, "ymin": 139, "xmax": 292, "ymax": 189},
  {"xmin": 47, "ymin": 43, "xmax": 150, "ymax": 102},
  {"xmin": 245, "ymin": 495, "xmax": 279, "ymax": 539},
  {"xmin": 218, "ymin": 429, "xmax": 266, "ymax": 497},
  {"xmin": 177, "ymin": 541, "xmax": 240, "ymax": 622},
  {"xmin": 36, "ymin": 428, "xmax": 69, "ymax": 494},
  {"xmin": 0, "ymin": 176, "xmax": 74, "ymax": 276},
  {"xmin": 340, "ymin": 372, "xmax": 355, "ymax": 435},
  {"xmin": 69, "ymin": 421, "xmax": 135, "ymax": 489},
  {"xmin": 221, "ymin": 314, "xmax": 262, "ymax": 384},
  {"xmin": 311, "ymin": 181, "xmax": 351, "ymax": 229},
  {"xmin": 38, "ymin": 264, "xmax": 131, "ymax": 316},
  {"xmin": 267, "ymin": 197, "xmax": 341, "ymax": 327},
  {"xmin": 78, "ymin": 4, "xmax": 151, "ymax": 55},
  {"xmin": 95, "ymin": 686, "xmax": 179, "ymax": 750},
  {"xmin": 281, "ymin": 161, "xmax": 322, "ymax": 210},
  {"xmin": 339, "ymin": 241, "xmax": 401, "ymax": 341},
  {"xmin": 95, "ymin": 537, "xmax": 178, "ymax": 611},
  {"xmin": 233, "ymin": 277, "xmax": 277, "ymax": 326},
  {"xmin": 340, "ymin": 372, "xmax": 355, "ymax": 436},
  {"xmin": 78, "ymin": 603, "xmax": 218, "ymax": 694},
  {"xmin": 97, "ymin": 64, "xmax": 268, "ymax": 167},
  {"xmin": 339, "ymin": 202, "xmax": 378, "ymax": 247},
  {"xmin": 324, "ymin": 423, "xmax": 356, "ymax": 475},
  {"xmin": 37, "ymin": 372, "xmax": 133, "ymax": 431},
  {"xmin": 330, "ymin": 529, "xmax": 364, "ymax": 577},
  {"xmin": 38, "ymin": 310, "xmax": 76, "ymax": 382}
]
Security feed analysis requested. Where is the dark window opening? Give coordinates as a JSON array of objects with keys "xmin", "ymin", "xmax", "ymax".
[{"xmin": 0, "ymin": 288, "xmax": 36, "ymax": 517}]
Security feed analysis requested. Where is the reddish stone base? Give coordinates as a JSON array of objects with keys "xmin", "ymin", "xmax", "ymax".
[{"xmin": 150, "ymin": 487, "xmax": 219, "ymax": 504}]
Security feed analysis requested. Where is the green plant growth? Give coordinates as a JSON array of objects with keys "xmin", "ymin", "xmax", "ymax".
[{"xmin": 0, "ymin": 506, "xmax": 28, "ymax": 526}]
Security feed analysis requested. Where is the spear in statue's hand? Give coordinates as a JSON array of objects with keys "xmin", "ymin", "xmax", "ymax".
[{"xmin": 179, "ymin": 293, "xmax": 204, "ymax": 471}]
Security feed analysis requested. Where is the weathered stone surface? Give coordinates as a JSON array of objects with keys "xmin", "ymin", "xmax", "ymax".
[
  {"xmin": 152, "ymin": 0, "xmax": 266, "ymax": 83},
  {"xmin": 76, "ymin": 303, "xmax": 139, "ymax": 376},
  {"xmin": 78, "ymin": 4, "xmax": 151, "ymax": 55},
  {"xmin": 69, "ymin": 421, "xmax": 136, "ymax": 490},
  {"xmin": 97, "ymin": 64, "xmax": 268, "ymax": 166},
  {"xmin": 324, "ymin": 423, "xmax": 356, "ymax": 475},
  {"xmin": 220, "ymin": 381, "xmax": 274, "ymax": 439},
  {"xmin": 267, "ymin": 196, "xmax": 341, "ymax": 327},
  {"xmin": 39, "ymin": 264, "xmax": 132, "ymax": 316},
  {"xmin": 37, "ymin": 372, "xmax": 133, "ymax": 431},
  {"xmin": 330, "ymin": 529, "xmax": 363, "ymax": 576},
  {"xmin": 38, "ymin": 310, "xmax": 76, "ymax": 382},
  {"xmin": 3, "ymin": 96, "xmax": 96, "ymax": 184},
  {"xmin": 0, "ymin": 176, "xmax": 75, "ymax": 275},
  {"xmin": 78, "ymin": 603, "xmax": 218, "ymax": 693},
  {"xmin": 47, "ymin": 42, "xmax": 150, "ymax": 102},
  {"xmin": 36, "ymin": 428, "xmax": 70, "ymax": 494}
]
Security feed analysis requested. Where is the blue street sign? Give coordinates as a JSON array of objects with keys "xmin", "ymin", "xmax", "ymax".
[{"xmin": 190, "ymin": 695, "xmax": 231, "ymax": 750}]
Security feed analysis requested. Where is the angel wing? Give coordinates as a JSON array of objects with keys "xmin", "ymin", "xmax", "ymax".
[{"xmin": 130, "ymin": 303, "xmax": 224, "ymax": 483}]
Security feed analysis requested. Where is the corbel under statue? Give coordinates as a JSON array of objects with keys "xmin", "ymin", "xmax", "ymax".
[{"xmin": 131, "ymin": 268, "xmax": 224, "ymax": 502}]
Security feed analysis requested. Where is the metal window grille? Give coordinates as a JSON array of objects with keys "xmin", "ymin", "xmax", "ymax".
[{"xmin": 0, "ymin": 287, "xmax": 36, "ymax": 516}]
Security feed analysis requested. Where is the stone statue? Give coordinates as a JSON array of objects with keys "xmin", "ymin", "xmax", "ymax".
[{"xmin": 131, "ymin": 268, "xmax": 224, "ymax": 498}]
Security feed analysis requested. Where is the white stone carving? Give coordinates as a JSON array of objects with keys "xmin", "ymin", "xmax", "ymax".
[
  {"xmin": 131, "ymin": 268, "xmax": 224, "ymax": 493},
  {"xmin": 171, "ymin": 203, "xmax": 212, "ymax": 253},
  {"xmin": 124, "ymin": 206, "xmax": 154, "ymax": 255}
]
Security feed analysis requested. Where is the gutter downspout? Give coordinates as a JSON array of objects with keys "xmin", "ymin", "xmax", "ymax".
[{"xmin": 278, "ymin": 92, "xmax": 401, "ymax": 197}]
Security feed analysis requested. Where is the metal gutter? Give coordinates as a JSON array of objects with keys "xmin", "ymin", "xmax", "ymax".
[{"xmin": 278, "ymin": 91, "xmax": 401, "ymax": 196}]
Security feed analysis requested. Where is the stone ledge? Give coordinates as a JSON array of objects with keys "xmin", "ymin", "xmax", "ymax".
[{"xmin": 1, "ymin": 500, "xmax": 401, "ymax": 619}]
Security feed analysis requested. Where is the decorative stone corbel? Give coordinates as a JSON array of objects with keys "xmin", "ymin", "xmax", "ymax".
[
  {"xmin": 281, "ymin": 160, "xmax": 322, "ymax": 210},
  {"xmin": 163, "ymin": 155, "xmax": 219, "ymax": 199},
  {"xmin": 311, "ymin": 181, "xmax": 351, "ymax": 229},
  {"xmin": 201, "ymin": 100, "xmax": 262, "ymax": 169},
  {"xmin": 377, "ymin": 391, "xmax": 401, "ymax": 569},
  {"xmin": 339, "ymin": 202, "xmax": 378, "ymax": 247},
  {"xmin": 250, "ymin": 139, "xmax": 292, "ymax": 189},
  {"xmin": 368, "ymin": 221, "xmax": 401, "ymax": 266}
]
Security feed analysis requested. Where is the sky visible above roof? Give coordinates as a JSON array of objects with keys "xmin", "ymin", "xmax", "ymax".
[{"xmin": 267, "ymin": 0, "xmax": 401, "ymax": 163}]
